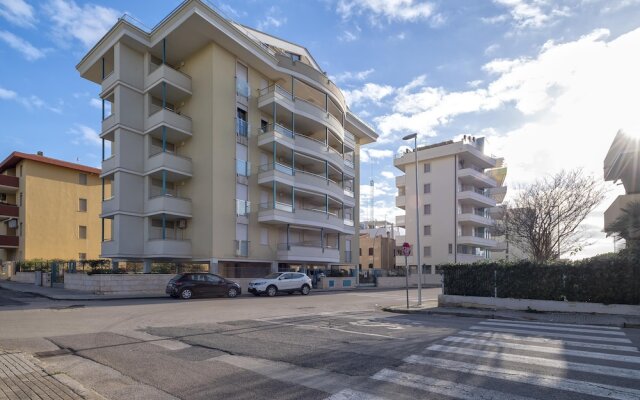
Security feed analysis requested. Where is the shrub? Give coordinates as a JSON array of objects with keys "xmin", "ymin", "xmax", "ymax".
[{"xmin": 440, "ymin": 253, "xmax": 640, "ymax": 305}]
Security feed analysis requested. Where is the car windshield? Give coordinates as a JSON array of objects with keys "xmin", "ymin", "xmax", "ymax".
[
  {"xmin": 263, "ymin": 273, "xmax": 282, "ymax": 279},
  {"xmin": 170, "ymin": 274, "xmax": 184, "ymax": 282}
]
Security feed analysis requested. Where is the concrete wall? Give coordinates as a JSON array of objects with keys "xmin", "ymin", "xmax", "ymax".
[
  {"xmin": 376, "ymin": 274, "xmax": 441, "ymax": 288},
  {"xmin": 439, "ymin": 294, "xmax": 640, "ymax": 316},
  {"xmin": 64, "ymin": 273, "xmax": 175, "ymax": 295},
  {"xmin": 318, "ymin": 276, "xmax": 356, "ymax": 290},
  {"xmin": 12, "ymin": 271, "xmax": 35, "ymax": 283}
]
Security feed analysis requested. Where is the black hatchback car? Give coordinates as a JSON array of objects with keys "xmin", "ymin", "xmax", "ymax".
[{"xmin": 166, "ymin": 273, "xmax": 241, "ymax": 299}]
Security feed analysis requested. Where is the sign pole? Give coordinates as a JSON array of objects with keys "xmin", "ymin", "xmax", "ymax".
[{"xmin": 404, "ymin": 254, "xmax": 409, "ymax": 309}]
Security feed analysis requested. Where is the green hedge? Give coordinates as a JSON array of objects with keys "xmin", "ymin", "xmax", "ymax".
[{"xmin": 441, "ymin": 253, "xmax": 640, "ymax": 305}]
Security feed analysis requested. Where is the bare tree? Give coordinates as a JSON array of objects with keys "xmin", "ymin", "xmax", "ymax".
[{"xmin": 494, "ymin": 169, "xmax": 606, "ymax": 262}]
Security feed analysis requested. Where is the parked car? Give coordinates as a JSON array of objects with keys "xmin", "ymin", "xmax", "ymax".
[
  {"xmin": 166, "ymin": 273, "xmax": 241, "ymax": 299},
  {"xmin": 248, "ymin": 272, "xmax": 312, "ymax": 297}
]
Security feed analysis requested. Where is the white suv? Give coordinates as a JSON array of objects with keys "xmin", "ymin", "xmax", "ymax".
[{"xmin": 248, "ymin": 272, "xmax": 312, "ymax": 297}]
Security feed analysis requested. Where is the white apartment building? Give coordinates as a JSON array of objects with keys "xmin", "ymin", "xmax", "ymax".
[
  {"xmin": 394, "ymin": 136, "xmax": 506, "ymax": 271},
  {"xmin": 76, "ymin": 0, "xmax": 377, "ymax": 277}
]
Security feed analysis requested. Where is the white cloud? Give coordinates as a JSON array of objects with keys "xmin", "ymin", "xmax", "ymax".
[
  {"xmin": 337, "ymin": 0, "xmax": 435, "ymax": 23},
  {"xmin": 257, "ymin": 6, "xmax": 286, "ymax": 31},
  {"xmin": 338, "ymin": 30, "xmax": 358, "ymax": 42},
  {"xmin": 70, "ymin": 124, "xmax": 100, "ymax": 146},
  {"xmin": 0, "ymin": 30, "xmax": 47, "ymax": 60},
  {"xmin": 491, "ymin": 0, "xmax": 572, "ymax": 29},
  {"xmin": 330, "ymin": 68, "xmax": 374, "ymax": 83},
  {"xmin": 0, "ymin": 86, "xmax": 17, "ymax": 99},
  {"xmin": 484, "ymin": 43, "xmax": 500, "ymax": 56},
  {"xmin": 360, "ymin": 148, "xmax": 394, "ymax": 162},
  {"xmin": 89, "ymin": 98, "xmax": 101, "ymax": 109},
  {"xmin": 42, "ymin": 0, "xmax": 121, "ymax": 48},
  {"xmin": 343, "ymin": 82, "xmax": 394, "ymax": 107},
  {"xmin": 381, "ymin": 171, "xmax": 396, "ymax": 179},
  {"xmin": 0, "ymin": 0, "xmax": 36, "ymax": 27}
]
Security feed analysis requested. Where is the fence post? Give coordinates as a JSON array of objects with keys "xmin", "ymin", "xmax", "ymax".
[{"xmin": 493, "ymin": 269, "xmax": 497, "ymax": 298}]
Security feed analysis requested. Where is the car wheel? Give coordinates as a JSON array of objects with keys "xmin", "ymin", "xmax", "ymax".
[
  {"xmin": 227, "ymin": 287, "xmax": 239, "ymax": 298},
  {"xmin": 266, "ymin": 285, "xmax": 277, "ymax": 297},
  {"xmin": 300, "ymin": 285, "xmax": 311, "ymax": 295},
  {"xmin": 180, "ymin": 289, "xmax": 193, "ymax": 300}
]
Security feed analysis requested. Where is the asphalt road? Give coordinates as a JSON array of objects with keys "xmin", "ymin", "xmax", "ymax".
[{"xmin": 1, "ymin": 287, "xmax": 639, "ymax": 399}]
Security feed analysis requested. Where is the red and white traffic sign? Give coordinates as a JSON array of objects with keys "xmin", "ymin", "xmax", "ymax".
[{"xmin": 401, "ymin": 242, "xmax": 412, "ymax": 257}]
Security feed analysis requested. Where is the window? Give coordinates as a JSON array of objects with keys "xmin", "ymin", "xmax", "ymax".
[
  {"xmin": 261, "ymin": 119, "xmax": 269, "ymax": 133},
  {"xmin": 424, "ymin": 204, "xmax": 431, "ymax": 215},
  {"xmin": 359, "ymin": 248, "xmax": 362, "ymax": 256},
  {"xmin": 286, "ymin": 52, "xmax": 301, "ymax": 61},
  {"xmin": 79, "ymin": 173, "xmax": 87, "ymax": 185},
  {"xmin": 368, "ymin": 247, "xmax": 374, "ymax": 256},
  {"xmin": 368, "ymin": 263, "xmax": 373, "ymax": 269},
  {"xmin": 79, "ymin": 253, "xmax": 87, "ymax": 260},
  {"xmin": 78, "ymin": 198, "xmax": 87, "ymax": 212},
  {"xmin": 79, "ymin": 225, "xmax": 87, "ymax": 239},
  {"xmin": 424, "ymin": 225, "xmax": 431, "ymax": 236},
  {"xmin": 423, "ymin": 183, "xmax": 431, "ymax": 194},
  {"xmin": 151, "ymin": 138, "xmax": 176, "ymax": 153},
  {"xmin": 260, "ymin": 228, "xmax": 269, "ymax": 245},
  {"xmin": 448, "ymin": 244, "xmax": 453, "ymax": 254},
  {"xmin": 236, "ymin": 108, "xmax": 248, "ymax": 137},
  {"xmin": 423, "ymin": 163, "xmax": 431, "ymax": 173},
  {"xmin": 19, "ymin": 222, "xmax": 22, "ymax": 237},
  {"xmin": 423, "ymin": 246, "xmax": 431, "ymax": 257},
  {"xmin": 206, "ymin": 275, "xmax": 222, "ymax": 284}
]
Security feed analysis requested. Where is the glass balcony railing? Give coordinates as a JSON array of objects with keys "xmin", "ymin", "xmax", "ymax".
[
  {"xmin": 235, "ymin": 240, "xmax": 249, "ymax": 256},
  {"xmin": 236, "ymin": 79, "xmax": 250, "ymax": 98},
  {"xmin": 236, "ymin": 199, "xmax": 250, "ymax": 216},
  {"xmin": 236, "ymin": 118, "xmax": 249, "ymax": 137},
  {"xmin": 236, "ymin": 159, "xmax": 250, "ymax": 177}
]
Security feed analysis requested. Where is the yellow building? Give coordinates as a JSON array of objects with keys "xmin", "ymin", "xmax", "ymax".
[{"xmin": 0, "ymin": 151, "xmax": 103, "ymax": 262}]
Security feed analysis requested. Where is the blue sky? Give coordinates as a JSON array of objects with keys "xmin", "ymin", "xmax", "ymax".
[{"xmin": 1, "ymin": 0, "xmax": 640, "ymax": 258}]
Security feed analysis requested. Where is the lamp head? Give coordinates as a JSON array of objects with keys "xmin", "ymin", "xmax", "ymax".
[{"xmin": 402, "ymin": 133, "xmax": 417, "ymax": 141}]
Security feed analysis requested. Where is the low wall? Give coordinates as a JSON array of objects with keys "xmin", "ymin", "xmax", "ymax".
[
  {"xmin": 439, "ymin": 294, "xmax": 640, "ymax": 316},
  {"xmin": 64, "ymin": 274, "xmax": 175, "ymax": 295},
  {"xmin": 12, "ymin": 272, "xmax": 36, "ymax": 284},
  {"xmin": 318, "ymin": 276, "xmax": 356, "ymax": 290},
  {"xmin": 376, "ymin": 274, "xmax": 441, "ymax": 289}
]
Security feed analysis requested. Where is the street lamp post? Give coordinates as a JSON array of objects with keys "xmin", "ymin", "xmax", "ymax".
[{"xmin": 402, "ymin": 132, "xmax": 422, "ymax": 306}]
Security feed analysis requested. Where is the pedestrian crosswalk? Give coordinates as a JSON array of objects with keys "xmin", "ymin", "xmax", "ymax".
[{"xmin": 330, "ymin": 318, "xmax": 640, "ymax": 400}]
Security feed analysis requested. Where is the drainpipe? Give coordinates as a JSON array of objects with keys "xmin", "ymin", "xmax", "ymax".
[
  {"xmin": 101, "ymin": 218, "xmax": 104, "ymax": 242},
  {"xmin": 286, "ymin": 224, "xmax": 290, "ymax": 250},
  {"xmin": 101, "ymin": 57, "xmax": 105, "ymax": 80},
  {"xmin": 162, "ymin": 38, "xmax": 166, "ymax": 64},
  {"xmin": 454, "ymin": 155, "xmax": 458, "ymax": 264},
  {"xmin": 162, "ymin": 170, "xmax": 167, "ymax": 195},
  {"xmin": 101, "ymin": 138, "xmax": 105, "ymax": 161},
  {"xmin": 101, "ymin": 177, "xmax": 105, "ymax": 201},
  {"xmin": 162, "ymin": 213, "xmax": 166, "ymax": 240},
  {"xmin": 162, "ymin": 126, "xmax": 167, "ymax": 153},
  {"xmin": 162, "ymin": 81, "xmax": 167, "ymax": 110}
]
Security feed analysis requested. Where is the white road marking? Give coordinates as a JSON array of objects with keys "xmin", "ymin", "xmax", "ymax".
[
  {"xmin": 486, "ymin": 319, "xmax": 621, "ymax": 330},
  {"xmin": 457, "ymin": 330, "xmax": 639, "ymax": 352},
  {"xmin": 443, "ymin": 336, "xmax": 640, "ymax": 364},
  {"xmin": 255, "ymin": 319, "xmax": 402, "ymax": 339},
  {"xmin": 478, "ymin": 321, "xmax": 626, "ymax": 336},
  {"xmin": 405, "ymin": 355, "xmax": 640, "ymax": 400},
  {"xmin": 326, "ymin": 389, "xmax": 388, "ymax": 400},
  {"xmin": 426, "ymin": 345, "xmax": 640, "ymax": 380},
  {"xmin": 469, "ymin": 326, "xmax": 633, "ymax": 343},
  {"xmin": 349, "ymin": 321, "xmax": 404, "ymax": 330},
  {"xmin": 372, "ymin": 369, "xmax": 536, "ymax": 400}
]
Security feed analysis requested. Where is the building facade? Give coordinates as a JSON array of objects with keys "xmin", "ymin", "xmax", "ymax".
[
  {"xmin": 604, "ymin": 130, "xmax": 640, "ymax": 243},
  {"xmin": 76, "ymin": 0, "xmax": 377, "ymax": 277},
  {"xmin": 394, "ymin": 136, "xmax": 506, "ymax": 271},
  {"xmin": 358, "ymin": 221, "xmax": 397, "ymax": 270},
  {"xmin": 0, "ymin": 152, "xmax": 103, "ymax": 262}
]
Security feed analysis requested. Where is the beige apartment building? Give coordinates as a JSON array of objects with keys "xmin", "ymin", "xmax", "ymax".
[
  {"xmin": 76, "ymin": 0, "xmax": 377, "ymax": 277},
  {"xmin": 394, "ymin": 136, "xmax": 506, "ymax": 271},
  {"xmin": 358, "ymin": 221, "xmax": 396, "ymax": 270},
  {"xmin": 0, "ymin": 152, "xmax": 103, "ymax": 262},
  {"xmin": 604, "ymin": 130, "xmax": 640, "ymax": 242}
]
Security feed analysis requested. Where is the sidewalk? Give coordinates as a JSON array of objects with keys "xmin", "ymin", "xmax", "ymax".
[
  {"xmin": 0, "ymin": 348, "xmax": 102, "ymax": 399},
  {"xmin": 383, "ymin": 304, "xmax": 640, "ymax": 328}
]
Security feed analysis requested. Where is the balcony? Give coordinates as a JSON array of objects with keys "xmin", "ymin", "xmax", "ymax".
[
  {"xmin": 605, "ymin": 193, "xmax": 640, "ymax": 231},
  {"xmin": 458, "ymin": 167, "xmax": 497, "ymax": 188},
  {"xmin": 101, "ymin": 70, "xmax": 118, "ymax": 94},
  {"xmin": 0, "ymin": 203, "xmax": 18, "ymax": 218},
  {"xmin": 276, "ymin": 243, "xmax": 340, "ymax": 263},
  {"xmin": 458, "ymin": 235, "xmax": 497, "ymax": 248},
  {"xmin": 101, "ymin": 240, "xmax": 118, "ymax": 257},
  {"xmin": 396, "ymin": 175, "xmax": 405, "ymax": 188},
  {"xmin": 144, "ymin": 239, "xmax": 191, "ymax": 258},
  {"xmin": 457, "ymin": 253, "xmax": 486, "ymax": 264},
  {"xmin": 458, "ymin": 189, "xmax": 497, "ymax": 208},
  {"xmin": 102, "ymin": 197, "xmax": 117, "ymax": 215},
  {"xmin": 458, "ymin": 213, "xmax": 493, "ymax": 227},
  {"xmin": 145, "ymin": 64, "xmax": 192, "ymax": 103},
  {"xmin": 258, "ymin": 204, "xmax": 354, "ymax": 234},
  {"xmin": 0, "ymin": 175, "xmax": 19, "ymax": 192},
  {"xmin": 102, "ymin": 113, "xmax": 117, "ymax": 134},
  {"xmin": 0, "ymin": 235, "xmax": 18, "ymax": 248},
  {"xmin": 258, "ymin": 85, "xmax": 343, "ymax": 138},
  {"xmin": 145, "ymin": 109, "xmax": 192, "ymax": 136},
  {"xmin": 145, "ymin": 152, "xmax": 193, "ymax": 177},
  {"xmin": 102, "ymin": 155, "xmax": 118, "ymax": 174},
  {"xmin": 146, "ymin": 195, "xmax": 192, "ymax": 217},
  {"xmin": 396, "ymin": 195, "xmax": 406, "ymax": 209},
  {"xmin": 396, "ymin": 214, "xmax": 405, "ymax": 227}
]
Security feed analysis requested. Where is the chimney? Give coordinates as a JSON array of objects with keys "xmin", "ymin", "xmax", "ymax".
[{"xmin": 36, "ymin": 151, "xmax": 43, "ymax": 156}]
